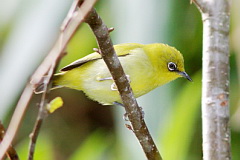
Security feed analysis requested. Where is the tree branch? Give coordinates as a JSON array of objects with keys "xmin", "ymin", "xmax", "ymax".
[
  {"xmin": 0, "ymin": 0, "xmax": 97, "ymax": 159},
  {"xmin": 192, "ymin": 0, "xmax": 231, "ymax": 159},
  {"xmin": 28, "ymin": 63, "xmax": 56, "ymax": 160},
  {"xmin": 0, "ymin": 121, "xmax": 19, "ymax": 160},
  {"xmin": 85, "ymin": 9, "xmax": 162, "ymax": 160},
  {"xmin": 0, "ymin": 84, "xmax": 33, "ymax": 159},
  {"xmin": 28, "ymin": 0, "xmax": 98, "ymax": 159}
]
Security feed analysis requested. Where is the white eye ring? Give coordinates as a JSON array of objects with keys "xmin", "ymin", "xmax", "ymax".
[{"xmin": 168, "ymin": 62, "xmax": 177, "ymax": 71}]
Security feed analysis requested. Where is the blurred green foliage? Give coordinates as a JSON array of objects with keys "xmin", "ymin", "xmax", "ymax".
[
  {"xmin": 160, "ymin": 71, "xmax": 201, "ymax": 160},
  {"xmin": 16, "ymin": 134, "xmax": 54, "ymax": 160},
  {"xmin": 1, "ymin": 0, "xmax": 239, "ymax": 160},
  {"xmin": 69, "ymin": 130, "xmax": 113, "ymax": 160}
]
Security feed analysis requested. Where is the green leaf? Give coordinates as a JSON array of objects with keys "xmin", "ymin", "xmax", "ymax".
[{"xmin": 47, "ymin": 97, "xmax": 63, "ymax": 113}]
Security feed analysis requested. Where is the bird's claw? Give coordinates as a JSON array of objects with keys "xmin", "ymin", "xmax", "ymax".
[
  {"xmin": 111, "ymin": 83, "xmax": 118, "ymax": 91},
  {"xmin": 139, "ymin": 106, "xmax": 145, "ymax": 118},
  {"xmin": 97, "ymin": 75, "xmax": 131, "ymax": 91},
  {"xmin": 123, "ymin": 112, "xmax": 129, "ymax": 121}
]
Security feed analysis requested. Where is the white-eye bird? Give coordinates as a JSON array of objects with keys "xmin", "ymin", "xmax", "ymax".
[{"xmin": 35, "ymin": 43, "xmax": 192, "ymax": 105}]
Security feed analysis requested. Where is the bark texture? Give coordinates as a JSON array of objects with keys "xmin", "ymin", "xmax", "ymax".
[
  {"xmin": 85, "ymin": 9, "xmax": 162, "ymax": 160},
  {"xmin": 193, "ymin": 0, "xmax": 231, "ymax": 159}
]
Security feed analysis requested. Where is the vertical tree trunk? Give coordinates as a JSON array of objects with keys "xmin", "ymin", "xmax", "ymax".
[{"xmin": 193, "ymin": 0, "xmax": 231, "ymax": 159}]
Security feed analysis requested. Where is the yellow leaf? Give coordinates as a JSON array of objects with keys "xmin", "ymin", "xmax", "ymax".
[{"xmin": 47, "ymin": 97, "xmax": 63, "ymax": 113}]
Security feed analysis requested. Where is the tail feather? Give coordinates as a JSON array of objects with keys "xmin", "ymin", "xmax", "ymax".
[{"xmin": 34, "ymin": 73, "xmax": 64, "ymax": 94}]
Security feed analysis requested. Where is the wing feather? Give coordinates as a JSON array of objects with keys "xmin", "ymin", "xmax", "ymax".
[
  {"xmin": 60, "ymin": 52, "xmax": 101, "ymax": 71},
  {"xmin": 60, "ymin": 43, "xmax": 143, "ymax": 71}
]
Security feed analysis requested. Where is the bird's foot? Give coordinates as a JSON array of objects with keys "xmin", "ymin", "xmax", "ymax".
[
  {"xmin": 113, "ymin": 102, "xmax": 144, "ymax": 120},
  {"xmin": 97, "ymin": 75, "xmax": 130, "ymax": 91},
  {"xmin": 111, "ymin": 83, "xmax": 118, "ymax": 91},
  {"xmin": 97, "ymin": 77, "xmax": 113, "ymax": 81},
  {"xmin": 139, "ymin": 106, "xmax": 145, "ymax": 118},
  {"xmin": 113, "ymin": 102, "xmax": 129, "ymax": 121}
]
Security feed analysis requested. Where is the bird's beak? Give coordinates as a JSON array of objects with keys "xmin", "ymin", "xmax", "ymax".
[{"xmin": 178, "ymin": 71, "xmax": 192, "ymax": 81}]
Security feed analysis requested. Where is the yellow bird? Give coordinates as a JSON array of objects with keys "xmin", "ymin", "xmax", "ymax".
[{"xmin": 35, "ymin": 43, "xmax": 192, "ymax": 105}]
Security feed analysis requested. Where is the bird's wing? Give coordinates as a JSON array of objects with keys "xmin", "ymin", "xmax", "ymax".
[
  {"xmin": 60, "ymin": 52, "xmax": 102, "ymax": 71},
  {"xmin": 60, "ymin": 43, "xmax": 143, "ymax": 71}
]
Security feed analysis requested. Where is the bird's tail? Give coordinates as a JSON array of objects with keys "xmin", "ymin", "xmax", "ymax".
[{"xmin": 34, "ymin": 73, "xmax": 64, "ymax": 94}]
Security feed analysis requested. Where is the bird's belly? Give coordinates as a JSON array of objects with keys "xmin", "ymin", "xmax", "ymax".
[{"xmin": 80, "ymin": 58, "xmax": 157, "ymax": 105}]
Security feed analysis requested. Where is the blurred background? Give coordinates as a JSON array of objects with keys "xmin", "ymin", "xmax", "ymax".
[{"xmin": 0, "ymin": 0, "xmax": 239, "ymax": 159}]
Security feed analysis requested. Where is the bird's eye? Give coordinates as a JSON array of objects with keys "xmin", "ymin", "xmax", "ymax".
[{"xmin": 168, "ymin": 62, "xmax": 177, "ymax": 71}]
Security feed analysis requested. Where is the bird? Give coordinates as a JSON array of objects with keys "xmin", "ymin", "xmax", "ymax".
[{"xmin": 35, "ymin": 43, "xmax": 192, "ymax": 105}]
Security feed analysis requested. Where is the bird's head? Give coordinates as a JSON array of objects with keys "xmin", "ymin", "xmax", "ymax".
[
  {"xmin": 145, "ymin": 43, "xmax": 192, "ymax": 83},
  {"xmin": 166, "ymin": 61, "xmax": 192, "ymax": 81}
]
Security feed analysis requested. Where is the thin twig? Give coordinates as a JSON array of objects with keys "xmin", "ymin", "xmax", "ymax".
[
  {"xmin": 0, "ymin": 0, "xmax": 98, "ymax": 159},
  {"xmin": 31, "ymin": 0, "xmax": 97, "ymax": 86},
  {"xmin": 0, "ymin": 121, "xmax": 19, "ymax": 160},
  {"xmin": 28, "ymin": 0, "xmax": 98, "ymax": 159},
  {"xmin": 191, "ymin": 0, "xmax": 209, "ymax": 14},
  {"xmin": 28, "ymin": 64, "xmax": 56, "ymax": 160},
  {"xmin": 85, "ymin": 9, "xmax": 162, "ymax": 160}
]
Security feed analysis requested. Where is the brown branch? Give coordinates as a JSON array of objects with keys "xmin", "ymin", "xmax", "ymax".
[
  {"xmin": 28, "ymin": 0, "xmax": 98, "ymax": 159},
  {"xmin": 0, "ymin": 84, "xmax": 33, "ymax": 159},
  {"xmin": 0, "ymin": 121, "xmax": 19, "ymax": 160},
  {"xmin": 192, "ymin": 0, "xmax": 231, "ymax": 159},
  {"xmin": 31, "ymin": 0, "xmax": 97, "ymax": 86},
  {"xmin": 191, "ymin": 0, "xmax": 208, "ymax": 13},
  {"xmin": 28, "ymin": 64, "xmax": 56, "ymax": 160},
  {"xmin": 0, "ymin": 0, "xmax": 98, "ymax": 159},
  {"xmin": 85, "ymin": 9, "xmax": 162, "ymax": 160}
]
